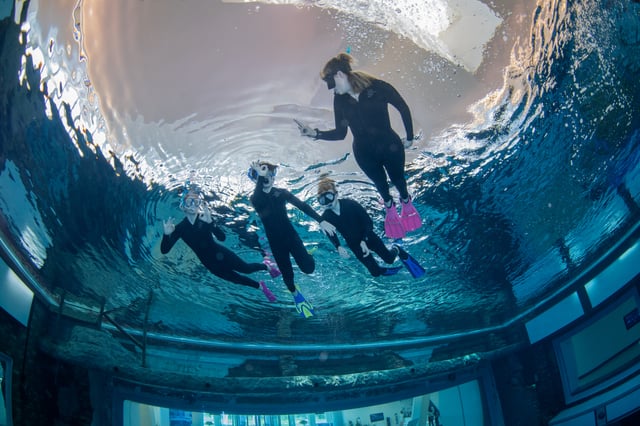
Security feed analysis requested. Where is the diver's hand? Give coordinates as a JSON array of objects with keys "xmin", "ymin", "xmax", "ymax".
[
  {"xmin": 163, "ymin": 218, "xmax": 175, "ymax": 235},
  {"xmin": 403, "ymin": 129, "xmax": 423, "ymax": 149},
  {"xmin": 294, "ymin": 119, "xmax": 318, "ymax": 138},
  {"xmin": 250, "ymin": 160, "xmax": 269, "ymax": 177},
  {"xmin": 249, "ymin": 160, "xmax": 260, "ymax": 175},
  {"xmin": 337, "ymin": 246, "xmax": 350, "ymax": 259},
  {"xmin": 199, "ymin": 203, "xmax": 212, "ymax": 223},
  {"xmin": 319, "ymin": 220, "xmax": 336, "ymax": 237},
  {"xmin": 360, "ymin": 241, "xmax": 371, "ymax": 257}
]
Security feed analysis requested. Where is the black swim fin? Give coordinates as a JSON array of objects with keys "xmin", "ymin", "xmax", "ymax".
[{"xmin": 394, "ymin": 245, "xmax": 426, "ymax": 278}]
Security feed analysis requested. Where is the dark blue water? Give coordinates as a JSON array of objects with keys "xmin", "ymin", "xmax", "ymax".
[{"xmin": 1, "ymin": 0, "xmax": 639, "ymax": 351}]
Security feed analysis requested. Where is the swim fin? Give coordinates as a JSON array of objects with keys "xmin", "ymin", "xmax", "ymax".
[
  {"xmin": 381, "ymin": 266, "xmax": 403, "ymax": 276},
  {"xmin": 259, "ymin": 281, "xmax": 277, "ymax": 302},
  {"xmin": 293, "ymin": 287, "xmax": 315, "ymax": 318},
  {"xmin": 394, "ymin": 245, "xmax": 426, "ymax": 278},
  {"xmin": 263, "ymin": 257, "xmax": 281, "ymax": 278},
  {"xmin": 384, "ymin": 204, "xmax": 406, "ymax": 239},
  {"xmin": 400, "ymin": 197, "xmax": 422, "ymax": 232}
]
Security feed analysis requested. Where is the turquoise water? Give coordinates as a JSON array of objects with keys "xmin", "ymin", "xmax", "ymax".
[{"xmin": 1, "ymin": 0, "xmax": 639, "ymax": 352}]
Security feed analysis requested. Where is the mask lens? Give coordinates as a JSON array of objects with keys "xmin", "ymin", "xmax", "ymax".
[
  {"xmin": 248, "ymin": 167, "xmax": 276, "ymax": 182},
  {"xmin": 248, "ymin": 167, "xmax": 258, "ymax": 182},
  {"xmin": 323, "ymin": 74, "xmax": 336, "ymax": 90},
  {"xmin": 318, "ymin": 191, "xmax": 336, "ymax": 206},
  {"xmin": 181, "ymin": 197, "xmax": 201, "ymax": 209}
]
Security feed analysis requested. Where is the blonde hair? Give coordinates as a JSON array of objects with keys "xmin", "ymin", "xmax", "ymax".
[
  {"xmin": 317, "ymin": 177, "xmax": 337, "ymax": 195},
  {"xmin": 320, "ymin": 53, "xmax": 375, "ymax": 94}
]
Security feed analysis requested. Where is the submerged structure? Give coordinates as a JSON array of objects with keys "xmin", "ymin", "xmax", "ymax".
[{"xmin": 1, "ymin": 0, "xmax": 640, "ymax": 425}]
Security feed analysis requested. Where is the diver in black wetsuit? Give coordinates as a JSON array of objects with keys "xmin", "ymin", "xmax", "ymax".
[
  {"xmin": 248, "ymin": 160, "xmax": 336, "ymax": 318},
  {"xmin": 296, "ymin": 53, "xmax": 421, "ymax": 240},
  {"xmin": 161, "ymin": 190, "xmax": 277, "ymax": 302},
  {"xmin": 317, "ymin": 177, "xmax": 402, "ymax": 277}
]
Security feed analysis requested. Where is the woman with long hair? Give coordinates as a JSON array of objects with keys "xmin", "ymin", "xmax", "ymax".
[{"xmin": 297, "ymin": 53, "xmax": 421, "ymax": 239}]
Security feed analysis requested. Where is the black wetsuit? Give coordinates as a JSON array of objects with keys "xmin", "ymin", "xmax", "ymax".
[
  {"xmin": 161, "ymin": 217, "xmax": 266, "ymax": 288},
  {"xmin": 250, "ymin": 179, "xmax": 323, "ymax": 292},
  {"xmin": 321, "ymin": 198, "xmax": 397, "ymax": 277},
  {"xmin": 316, "ymin": 79, "xmax": 414, "ymax": 204}
]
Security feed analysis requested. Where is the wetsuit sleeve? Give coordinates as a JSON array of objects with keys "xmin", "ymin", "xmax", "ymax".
[
  {"xmin": 207, "ymin": 221, "xmax": 226, "ymax": 242},
  {"xmin": 315, "ymin": 96, "xmax": 349, "ymax": 141},
  {"xmin": 328, "ymin": 233, "xmax": 341, "ymax": 248},
  {"xmin": 250, "ymin": 177, "xmax": 267, "ymax": 210},
  {"xmin": 286, "ymin": 191, "xmax": 324, "ymax": 222},
  {"xmin": 381, "ymin": 80, "xmax": 414, "ymax": 141},
  {"xmin": 160, "ymin": 222, "xmax": 182, "ymax": 254},
  {"xmin": 321, "ymin": 212, "xmax": 342, "ymax": 248}
]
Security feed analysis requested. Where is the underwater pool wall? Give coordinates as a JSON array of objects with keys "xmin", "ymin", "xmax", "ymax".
[{"xmin": 2, "ymin": 222, "xmax": 640, "ymax": 425}]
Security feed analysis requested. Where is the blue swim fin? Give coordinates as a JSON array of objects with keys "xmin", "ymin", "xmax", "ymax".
[
  {"xmin": 381, "ymin": 266, "xmax": 403, "ymax": 276},
  {"xmin": 293, "ymin": 287, "xmax": 315, "ymax": 318},
  {"xmin": 394, "ymin": 245, "xmax": 426, "ymax": 278}
]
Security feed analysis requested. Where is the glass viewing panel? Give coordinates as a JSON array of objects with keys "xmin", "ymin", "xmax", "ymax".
[
  {"xmin": 0, "ymin": 352, "xmax": 13, "ymax": 426},
  {"xmin": 123, "ymin": 379, "xmax": 485, "ymax": 426}
]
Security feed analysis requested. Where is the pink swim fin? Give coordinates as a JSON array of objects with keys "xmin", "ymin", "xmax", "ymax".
[
  {"xmin": 385, "ymin": 204, "xmax": 406, "ymax": 239},
  {"xmin": 260, "ymin": 281, "xmax": 277, "ymax": 302},
  {"xmin": 400, "ymin": 198, "xmax": 421, "ymax": 232},
  {"xmin": 263, "ymin": 257, "xmax": 281, "ymax": 278}
]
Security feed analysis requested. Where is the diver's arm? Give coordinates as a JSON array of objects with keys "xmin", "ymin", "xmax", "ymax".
[
  {"xmin": 321, "ymin": 213, "xmax": 341, "ymax": 248},
  {"xmin": 250, "ymin": 176, "xmax": 268, "ymax": 211},
  {"xmin": 204, "ymin": 220, "xmax": 226, "ymax": 242},
  {"xmin": 288, "ymin": 191, "xmax": 337, "ymax": 236},
  {"xmin": 199, "ymin": 203, "xmax": 226, "ymax": 242},
  {"xmin": 288, "ymin": 191, "xmax": 324, "ymax": 222},
  {"xmin": 160, "ymin": 219, "xmax": 181, "ymax": 254},
  {"xmin": 315, "ymin": 97, "xmax": 349, "ymax": 141},
  {"xmin": 383, "ymin": 80, "xmax": 414, "ymax": 141}
]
